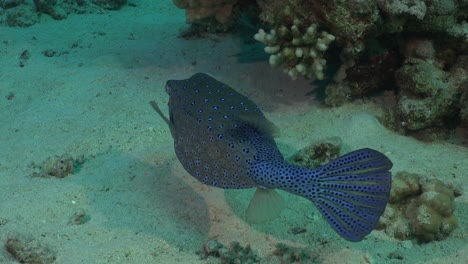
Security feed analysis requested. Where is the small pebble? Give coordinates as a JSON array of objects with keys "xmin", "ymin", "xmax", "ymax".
[{"xmin": 42, "ymin": 49, "xmax": 57, "ymax": 57}]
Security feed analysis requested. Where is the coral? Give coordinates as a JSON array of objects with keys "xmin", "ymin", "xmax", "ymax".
[
  {"xmin": 0, "ymin": 0, "xmax": 24, "ymax": 9},
  {"xmin": 91, "ymin": 0, "xmax": 126, "ymax": 10},
  {"xmin": 388, "ymin": 171, "xmax": 420, "ymax": 203},
  {"xmin": 324, "ymin": 82, "xmax": 351, "ymax": 106},
  {"xmin": 311, "ymin": 0, "xmax": 381, "ymax": 57},
  {"xmin": 346, "ymin": 50, "xmax": 402, "ymax": 96},
  {"xmin": 197, "ymin": 239, "xmax": 260, "ymax": 263},
  {"xmin": 417, "ymin": 0, "xmax": 467, "ymax": 39},
  {"xmin": 252, "ymin": 0, "xmax": 466, "ymax": 140},
  {"xmin": 449, "ymin": 55, "xmax": 468, "ymax": 125},
  {"xmin": 289, "ymin": 137, "xmax": 342, "ymax": 168},
  {"xmin": 251, "ymin": 0, "xmax": 465, "ymax": 111},
  {"xmin": 460, "ymin": 86, "xmax": 468, "ymax": 125},
  {"xmin": 395, "ymin": 59, "xmax": 452, "ymax": 130},
  {"xmin": 396, "ymin": 58, "xmax": 451, "ymax": 97},
  {"xmin": 270, "ymin": 243, "xmax": 317, "ymax": 263},
  {"xmin": 379, "ymin": 38, "xmax": 466, "ymax": 139},
  {"xmin": 2, "ymin": 0, "xmax": 126, "ymax": 26},
  {"xmin": 403, "ymin": 38, "xmax": 436, "ymax": 60},
  {"xmin": 378, "ymin": 0, "xmax": 468, "ymax": 39},
  {"xmin": 430, "ymin": 0, "xmax": 457, "ymax": 15},
  {"xmin": 378, "ymin": 0, "xmax": 427, "ymax": 20},
  {"xmin": 5, "ymin": 4, "xmax": 39, "ymax": 27},
  {"xmin": 57, "ymin": 0, "xmax": 103, "ymax": 15},
  {"xmin": 34, "ymin": 0, "xmax": 67, "ymax": 19},
  {"xmin": 31, "ymin": 153, "xmax": 85, "ymax": 178},
  {"xmin": 254, "ymin": 0, "xmax": 335, "ymax": 80},
  {"xmin": 172, "ymin": 0, "xmax": 238, "ymax": 27},
  {"xmin": 5, "ymin": 233, "xmax": 57, "ymax": 264},
  {"xmin": 377, "ymin": 171, "xmax": 459, "ymax": 242}
]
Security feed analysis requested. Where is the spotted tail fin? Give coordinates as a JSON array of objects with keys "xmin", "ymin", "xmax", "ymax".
[{"xmin": 313, "ymin": 148, "xmax": 392, "ymax": 242}]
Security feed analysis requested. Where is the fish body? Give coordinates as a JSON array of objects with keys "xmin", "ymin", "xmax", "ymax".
[{"xmin": 153, "ymin": 73, "xmax": 392, "ymax": 242}]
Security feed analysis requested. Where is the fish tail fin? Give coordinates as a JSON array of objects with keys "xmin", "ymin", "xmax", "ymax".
[
  {"xmin": 245, "ymin": 188, "xmax": 285, "ymax": 224},
  {"xmin": 312, "ymin": 148, "xmax": 392, "ymax": 241}
]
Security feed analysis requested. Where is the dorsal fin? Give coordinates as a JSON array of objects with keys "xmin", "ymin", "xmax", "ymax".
[{"xmin": 237, "ymin": 114, "xmax": 280, "ymax": 138}]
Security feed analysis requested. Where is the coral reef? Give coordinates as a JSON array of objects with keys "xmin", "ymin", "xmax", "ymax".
[
  {"xmin": 379, "ymin": 0, "xmax": 467, "ymax": 38},
  {"xmin": 378, "ymin": 0, "xmax": 428, "ymax": 20},
  {"xmin": 288, "ymin": 137, "xmax": 342, "ymax": 168},
  {"xmin": 251, "ymin": 0, "xmax": 467, "ymax": 141},
  {"xmin": 343, "ymin": 49, "xmax": 401, "ymax": 96},
  {"xmin": 197, "ymin": 239, "xmax": 260, "ymax": 263},
  {"xmin": 5, "ymin": 4, "xmax": 39, "ymax": 27},
  {"xmin": 172, "ymin": 0, "xmax": 239, "ymax": 29},
  {"xmin": 1, "ymin": 0, "xmax": 126, "ymax": 26},
  {"xmin": 395, "ymin": 59, "xmax": 452, "ymax": 131},
  {"xmin": 171, "ymin": 0, "xmax": 466, "ymax": 104},
  {"xmin": 377, "ymin": 171, "xmax": 459, "ymax": 242},
  {"xmin": 311, "ymin": 0, "xmax": 381, "ymax": 57},
  {"xmin": 382, "ymin": 39, "xmax": 467, "ymax": 137},
  {"xmin": 451, "ymin": 54, "xmax": 468, "ymax": 126},
  {"xmin": 34, "ymin": 0, "xmax": 68, "ymax": 20},
  {"xmin": 254, "ymin": 0, "xmax": 335, "ymax": 80}
]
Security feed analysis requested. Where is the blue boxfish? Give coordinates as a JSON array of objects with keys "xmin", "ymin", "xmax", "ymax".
[{"xmin": 150, "ymin": 73, "xmax": 392, "ymax": 242}]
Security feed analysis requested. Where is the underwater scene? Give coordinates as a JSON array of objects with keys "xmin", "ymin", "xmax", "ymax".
[{"xmin": 0, "ymin": 0, "xmax": 467, "ymax": 263}]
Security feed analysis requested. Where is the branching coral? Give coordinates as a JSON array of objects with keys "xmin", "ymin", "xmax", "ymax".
[
  {"xmin": 254, "ymin": 23, "xmax": 335, "ymax": 80},
  {"xmin": 254, "ymin": 0, "xmax": 335, "ymax": 80}
]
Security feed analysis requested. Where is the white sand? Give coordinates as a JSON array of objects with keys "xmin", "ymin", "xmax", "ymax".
[{"xmin": 0, "ymin": 1, "xmax": 467, "ymax": 263}]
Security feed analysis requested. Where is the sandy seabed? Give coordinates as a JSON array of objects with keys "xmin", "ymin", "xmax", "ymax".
[{"xmin": 0, "ymin": 1, "xmax": 467, "ymax": 263}]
